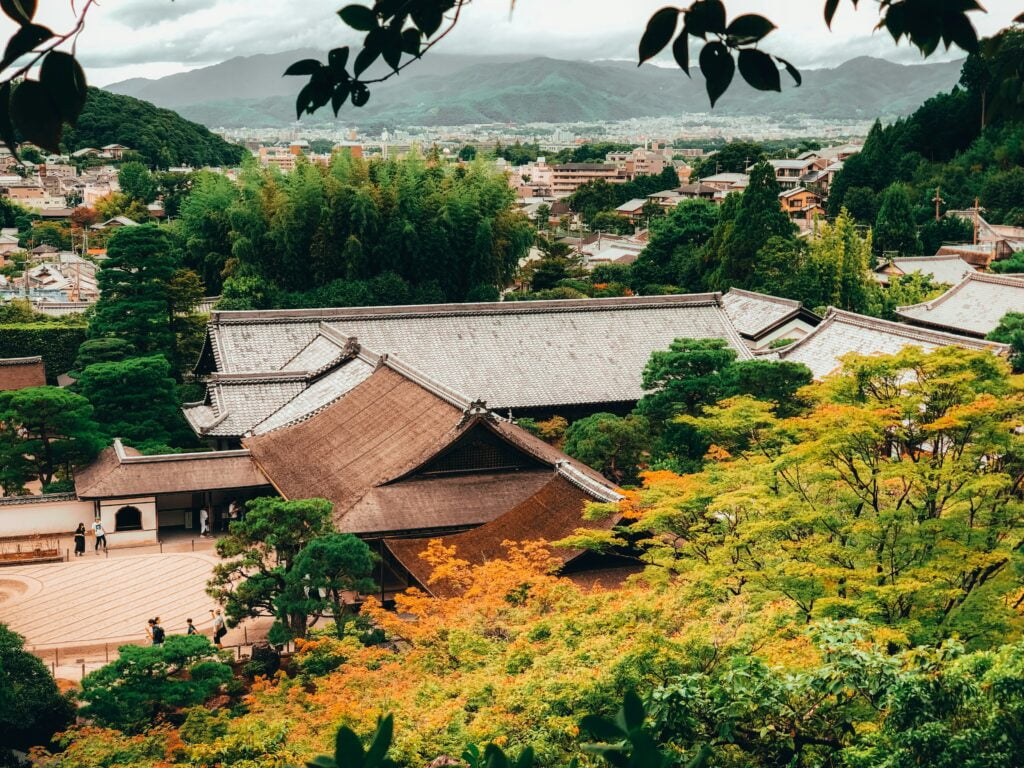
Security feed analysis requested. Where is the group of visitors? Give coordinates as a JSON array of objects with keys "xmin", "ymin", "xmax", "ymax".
[
  {"xmin": 199, "ymin": 500, "xmax": 243, "ymax": 538},
  {"xmin": 144, "ymin": 610, "xmax": 228, "ymax": 647},
  {"xmin": 72, "ymin": 521, "xmax": 107, "ymax": 556}
]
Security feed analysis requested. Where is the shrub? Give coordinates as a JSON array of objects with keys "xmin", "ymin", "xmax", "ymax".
[{"xmin": 0, "ymin": 324, "xmax": 87, "ymax": 382}]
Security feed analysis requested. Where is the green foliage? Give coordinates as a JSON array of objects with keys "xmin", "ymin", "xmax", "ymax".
[
  {"xmin": 209, "ymin": 497, "xmax": 376, "ymax": 643},
  {"xmin": 76, "ymin": 356, "xmax": 194, "ymax": 448},
  {"xmin": 690, "ymin": 140, "xmax": 765, "ymax": 178},
  {"xmin": 987, "ymin": 312, "xmax": 1024, "ymax": 372},
  {"xmin": 869, "ymin": 271, "xmax": 948, "ymax": 321},
  {"xmin": 564, "ymin": 413, "xmax": 650, "ymax": 485},
  {"xmin": 710, "ymin": 161, "xmax": 793, "ymax": 289},
  {"xmin": 919, "ymin": 214, "xmax": 974, "ymax": 254},
  {"xmin": 630, "ymin": 199, "xmax": 718, "ymax": 291},
  {"xmin": 117, "ymin": 161, "xmax": 157, "ymax": 203},
  {"xmin": 78, "ymin": 634, "xmax": 232, "ymax": 733},
  {"xmin": 60, "ymin": 87, "xmax": 246, "ymax": 168},
  {"xmin": 92, "ymin": 224, "xmax": 178, "ymax": 360},
  {"xmin": 991, "ymin": 253, "xmax": 1024, "ymax": 274},
  {"xmin": 0, "ymin": 623, "xmax": 74, "ymax": 756},
  {"xmin": 0, "ymin": 386, "xmax": 104, "ymax": 487},
  {"xmin": 0, "ymin": 323, "xmax": 86, "ymax": 381},
  {"xmin": 874, "ymin": 183, "xmax": 919, "ymax": 256},
  {"xmin": 72, "ymin": 337, "xmax": 136, "ymax": 374},
  {"xmin": 590, "ymin": 211, "xmax": 635, "ymax": 235},
  {"xmin": 458, "ymin": 145, "xmax": 477, "ymax": 161},
  {"xmin": 722, "ymin": 360, "xmax": 812, "ymax": 418}
]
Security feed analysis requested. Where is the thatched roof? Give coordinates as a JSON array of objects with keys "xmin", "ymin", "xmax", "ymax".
[
  {"xmin": 0, "ymin": 356, "xmax": 46, "ymax": 390},
  {"xmin": 245, "ymin": 358, "xmax": 615, "ymax": 536},
  {"xmin": 75, "ymin": 440, "xmax": 270, "ymax": 499},
  {"xmin": 384, "ymin": 466, "xmax": 624, "ymax": 597}
]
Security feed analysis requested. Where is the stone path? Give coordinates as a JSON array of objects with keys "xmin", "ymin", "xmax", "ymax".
[{"xmin": 0, "ymin": 552, "xmax": 222, "ymax": 649}]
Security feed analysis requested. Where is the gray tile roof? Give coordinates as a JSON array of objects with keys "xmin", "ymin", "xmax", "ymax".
[
  {"xmin": 773, "ymin": 308, "xmax": 1008, "ymax": 379},
  {"xmin": 720, "ymin": 288, "xmax": 814, "ymax": 339},
  {"xmin": 895, "ymin": 272, "xmax": 1024, "ymax": 338},
  {"xmin": 874, "ymin": 255, "xmax": 975, "ymax": 286},
  {"xmin": 204, "ymin": 295, "xmax": 754, "ymax": 411}
]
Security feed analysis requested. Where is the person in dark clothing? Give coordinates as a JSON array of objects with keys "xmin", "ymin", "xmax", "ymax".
[
  {"xmin": 186, "ymin": 618, "xmax": 198, "ymax": 635},
  {"xmin": 73, "ymin": 523, "xmax": 86, "ymax": 557},
  {"xmin": 151, "ymin": 617, "xmax": 165, "ymax": 646}
]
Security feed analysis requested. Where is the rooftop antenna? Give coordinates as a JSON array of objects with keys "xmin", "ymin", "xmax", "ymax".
[{"xmin": 932, "ymin": 187, "xmax": 944, "ymax": 222}]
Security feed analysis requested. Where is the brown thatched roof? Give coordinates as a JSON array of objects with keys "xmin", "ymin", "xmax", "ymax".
[
  {"xmin": 0, "ymin": 356, "xmax": 46, "ymax": 390},
  {"xmin": 245, "ymin": 359, "xmax": 616, "ymax": 536},
  {"xmin": 384, "ymin": 466, "xmax": 624, "ymax": 597},
  {"xmin": 75, "ymin": 440, "xmax": 270, "ymax": 499}
]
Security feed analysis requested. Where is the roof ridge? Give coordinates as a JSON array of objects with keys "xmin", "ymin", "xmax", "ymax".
[
  {"xmin": 895, "ymin": 270, "xmax": 1024, "ymax": 314},
  {"xmin": 210, "ymin": 293, "xmax": 727, "ymax": 324},
  {"xmin": 0, "ymin": 356, "xmax": 43, "ymax": 365},
  {"xmin": 725, "ymin": 287, "xmax": 801, "ymax": 308},
  {"xmin": 555, "ymin": 461, "xmax": 624, "ymax": 503},
  {"xmin": 827, "ymin": 307, "xmax": 1006, "ymax": 349}
]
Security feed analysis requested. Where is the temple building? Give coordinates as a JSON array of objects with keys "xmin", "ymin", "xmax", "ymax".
[{"xmin": 895, "ymin": 272, "xmax": 1024, "ymax": 339}]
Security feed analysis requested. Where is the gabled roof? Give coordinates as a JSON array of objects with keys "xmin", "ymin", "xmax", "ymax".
[
  {"xmin": 615, "ymin": 198, "xmax": 647, "ymax": 213},
  {"xmin": 771, "ymin": 308, "xmax": 1009, "ymax": 379},
  {"xmin": 75, "ymin": 440, "xmax": 270, "ymax": 499},
  {"xmin": 721, "ymin": 288, "xmax": 819, "ymax": 341},
  {"xmin": 874, "ymin": 254, "xmax": 975, "ymax": 286},
  {"xmin": 183, "ymin": 328, "xmax": 377, "ymax": 438},
  {"xmin": 385, "ymin": 465, "xmax": 623, "ymax": 597},
  {"xmin": 895, "ymin": 272, "xmax": 1024, "ymax": 338},
  {"xmin": 202, "ymin": 294, "xmax": 753, "ymax": 411},
  {"xmin": 0, "ymin": 356, "xmax": 46, "ymax": 390},
  {"xmin": 244, "ymin": 358, "xmax": 613, "ymax": 535}
]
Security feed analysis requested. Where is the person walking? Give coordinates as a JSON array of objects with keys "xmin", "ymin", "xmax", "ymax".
[
  {"xmin": 210, "ymin": 608, "xmax": 226, "ymax": 647},
  {"xmin": 73, "ymin": 523, "xmax": 86, "ymax": 557},
  {"xmin": 151, "ymin": 617, "xmax": 165, "ymax": 646},
  {"xmin": 145, "ymin": 618, "xmax": 155, "ymax": 644},
  {"xmin": 198, "ymin": 507, "xmax": 209, "ymax": 538},
  {"xmin": 186, "ymin": 617, "xmax": 198, "ymax": 635},
  {"xmin": 92, "ymin": 520, "xmax": 107, "ymax": 553}
]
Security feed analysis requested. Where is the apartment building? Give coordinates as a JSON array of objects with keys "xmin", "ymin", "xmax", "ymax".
[{"xmin": 551, "ymin": 163, "xmax": 623, "ymax": 196}]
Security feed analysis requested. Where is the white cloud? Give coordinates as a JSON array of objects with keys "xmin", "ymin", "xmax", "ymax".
[{"xmin": 16, "ymin": 0, "xmax": 1019, "ymax": 85}]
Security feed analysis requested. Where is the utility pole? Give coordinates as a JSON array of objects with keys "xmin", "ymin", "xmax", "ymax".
[
  {"xmin": 932, "ymin": 187, "xmax": 943, "ymax": 222},
  {"xmin": 973, "ymin": 196, "xmax": 980, "ymax": 245}
]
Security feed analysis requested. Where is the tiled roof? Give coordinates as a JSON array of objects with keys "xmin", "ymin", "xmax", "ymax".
[
  {"xmin": 245, "ymin": 359, "xmax": 616, "ymax": 536},
  {"xmin": 205, "ymin": 295, "xmax": 753, "ymax": 410},
  {"xmin": 721, "ymin": 289, "xmax": 817, "ymax": 340},
  {"xmin": 0, "ymin": 356, "xmax": 46, "ymax": 390},
  {"xmin": 895, "ymin": 272, "xmax": 1024, "ymax": 338},
  {"xmin": 874, "ymin": 255, "xmax": 975, "ymax": 286},
  {"xmin": 773, "ymin": 308, "xmax": 1009, "ymax": 379},
  {"xmin": 384, "ymin": 466, "xmax": 623, "ymax": 597},
  {"xmin": 75, "ymin": 440, "xmax": 270, "ymax": 499}
]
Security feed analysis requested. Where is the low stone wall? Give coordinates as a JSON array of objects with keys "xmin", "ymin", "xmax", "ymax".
[{"xmin": 0, "ymin": 494, "xmax": 94, "ymax": 537}]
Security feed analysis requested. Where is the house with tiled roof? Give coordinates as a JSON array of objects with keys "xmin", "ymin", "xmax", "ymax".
[
  {"xmin": 193, "ymin": 294, "xmax": 753, "ymax": 441},
  {"xmin": 873, "ymin": 254, "xmax": 975, "ymax": 286},
  {"xmin": 895, "ymin": 272, "xmax": 1024, "ymax": 338},
  {"xmin": 769, "ymin": 307, "xmax": 1009, "ymax": 380},
  {"xmin": 720, "ymin": 289, "xmax": 820, "ymax": 351}
]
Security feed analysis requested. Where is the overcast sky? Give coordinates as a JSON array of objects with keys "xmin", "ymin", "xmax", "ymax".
[{"xmin": 14, "ymin": 0, "xmax": 1024, "ymax": 86}]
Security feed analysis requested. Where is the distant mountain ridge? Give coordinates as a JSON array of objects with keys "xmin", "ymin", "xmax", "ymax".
[{"xmin": 104, "ymin": 52, "xmax": 964, "ymax": 129}]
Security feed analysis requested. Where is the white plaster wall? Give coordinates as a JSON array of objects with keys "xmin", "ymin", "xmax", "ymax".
[
  {"xmin": 0, "ymin": 497, "xmax": 95, "ymax": 537},
  {"xmin": 97, "ymin": 497, "xmax": 158, "ymax": 547},
  {"xmin": 752, "ymin": 319, "xmax": 815, "ymax": 351}
]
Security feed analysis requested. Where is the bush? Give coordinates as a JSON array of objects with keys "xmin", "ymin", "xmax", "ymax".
[
  {"xmin": 243, "ymin": 644, "xmax": 281, "ymax": 680},
  {"xmin": 0, "ymin": 324, "xmax": 87, "ymax": 382}
]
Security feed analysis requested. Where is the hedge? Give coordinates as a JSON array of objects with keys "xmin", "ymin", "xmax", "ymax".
[{"xmin": 0, "ymin": 324, "xmax": 87, "ymax": 382}]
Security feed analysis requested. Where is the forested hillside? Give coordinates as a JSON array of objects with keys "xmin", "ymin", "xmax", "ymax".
[
  {"xmin": 60, "ymin": 88, "xmax": 246, "ymax": 168},
  {"xmin": 829, "ymin": 29, "xmax": 1024, "ymax": 227}
]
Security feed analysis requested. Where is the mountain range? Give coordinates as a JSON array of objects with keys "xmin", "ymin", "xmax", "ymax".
[{"xmin": 105, "ymin": 51, "xmax": 965, "ymax": 129}]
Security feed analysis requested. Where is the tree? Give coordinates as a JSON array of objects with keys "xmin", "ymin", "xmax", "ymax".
[
  {"xmin": 92, "ymin": 224, "xmax": 178, "ymax": 360},
  {"xmin": 72, "ymin": 337, "xmax": 136, "ymax": 373},
  {"xmin": 691, "ymin": 140, "xmax": 765, "ymax": 178},
  {"xmin": 722, "ymin": 360, "xmax": 812, "ymax": 418},
  {"xmin": 458, "ymin": 145, "xmax": 477, "ymax": 161},
  {"xmin": 712, "ymin": 161, "xmax": 793, "ymax": 289},
  {"xmin": 0, "ymin": 624, "xmax": 74, "ymax": 758},
  {"xmin": 167, "ymin": 268, "xmax": 205, "ymax": 376},
  {"xmin": 874, "ymin": 183, "xmax": 919, "ymax": 256},
  {"xmin": 919, "ymin": 215, "xmax": 973, "ymax": 255},
  {"xmin": 0, "ymin": 387, "xmax": 104, "ymax": 486},
  {"xmin": 76, "ymin": 356, "xmax": 193, "ymax": 450},
  {"xmin": 208, "ymin": 497, "xmax": 376, "ymax": 644},
  {"xmin": 117, "ymin": 161, "xmax": 157, "ymax": 204},
  {"xmin": 630, "ymin": 199, "xmax": 718, "ymax": 291},
  {"xmin": 590, "ymin": 211, "xmax": 634, "ymax": 235},
  {"xmin": 987, "ymin": 311, "xmax": 1024, "ymax": 372},
  {"xmin": 78, "ymin": 635, "xmax": 232, "ymax": 734},
  {"xmin": 564, "ymin": 413, "xmax": 650, "ymax": 485}
]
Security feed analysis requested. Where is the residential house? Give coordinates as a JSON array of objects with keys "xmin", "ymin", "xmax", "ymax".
[
  {"xmin": 769, "ymin": 307, "xmax": 1008, "ymax": 379},
  {"xmin": 721, "ymin": 288, "xmax": 820, "ymax": 351},
  {"xmin": 0, "ymin": 233, "xmax": 19, "ymax": 256},
  {"xmin": 699, "ymin": 172, "xmax": 749, "ymax": 192},
  {"xmin": 873, "ymin": 254, "xmax": 975, "ymax": 286},
  {"xmin": 779, "ymin": 187, "xmax": 825, "ymax": 228},
  {"xmin": 754, "ymin": 158, "xmax": 821, "ymax": 190},
  {"xmin": 101, "ymin": 144, "xmax": 129, "ymax": 161},
  {"xmin": 674, "ymin": 182, "xmax": 718, "ymax": 202},
  {"xmin": 895, "ymin": 272, "xmax": 1024, "ymax": 338},
  {"xmin": 614, "ymin": 198, "xmax": 648, "ymax": 222},
  {"xmin": 943, "ymin": 210, "xmax": 1024, "ymax": 266},
  {"xmin": 91, "ymin": 215, "xmax": 139, "ymax": 230},
  {"xmin": 71, "ymin": 147, "xmax": 102, "ymax": 160}
]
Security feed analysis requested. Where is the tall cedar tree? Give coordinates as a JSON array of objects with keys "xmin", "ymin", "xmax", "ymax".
[
  {"xmin": 873, "ymin": 183, "xmax": 919, "ymax": 256},
  {"xmin": 92, "ymin": 224, "xmax": 178, "ymax": 360},
  {"xmin": 713, "ymin": 161, "xmax": 794, "ymax": 289}
]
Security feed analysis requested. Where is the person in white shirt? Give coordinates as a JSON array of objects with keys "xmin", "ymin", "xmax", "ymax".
[
  {"xmin": 92, "ymin": 520, "xmax": 106, "ymax": 553},
  {"xmin": 199, "ymin": 507, "xmax": 209, "ymax": 537}
]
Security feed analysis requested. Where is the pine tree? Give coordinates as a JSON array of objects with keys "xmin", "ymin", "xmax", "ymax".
[{"xmin": 874, "ymin": 183, "xmax": 920, "ymax": 257}]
